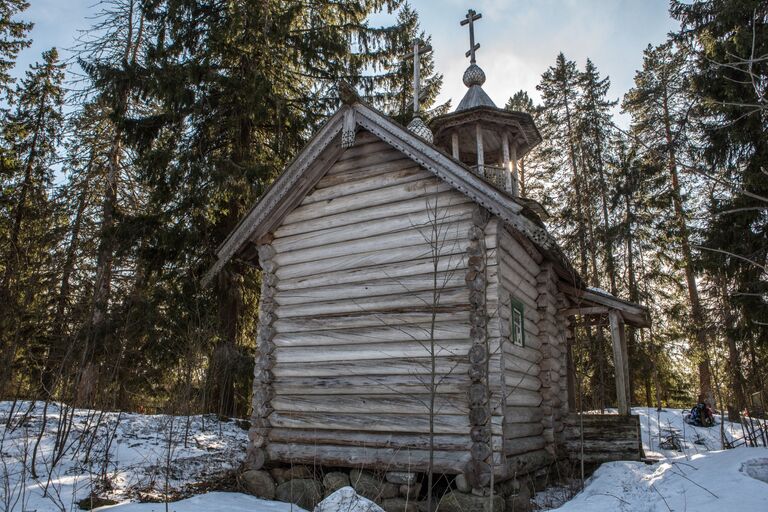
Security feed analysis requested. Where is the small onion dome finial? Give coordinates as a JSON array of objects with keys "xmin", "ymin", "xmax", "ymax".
[
  {"xmin": 463, "ymin": 63, "xmax": 486, "ymax": 88},
  {"xmin": 407, "ymin": 115, "xmax": 434, "ymax": 143}
]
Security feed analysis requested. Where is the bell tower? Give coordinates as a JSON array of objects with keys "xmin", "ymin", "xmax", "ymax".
[{"xmin": 430, "ymin": 9, "xmax": 541, "ymax": 198}]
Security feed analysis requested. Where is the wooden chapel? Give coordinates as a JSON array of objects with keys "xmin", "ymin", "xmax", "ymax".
[{"xmin": 204, "ymin": 8, "xmax": 650, "ymax": 491}]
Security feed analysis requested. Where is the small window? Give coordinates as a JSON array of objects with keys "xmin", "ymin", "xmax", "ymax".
[{"xmin": 510, "ymin": 298, "xmax": 525, "ymax": 347}]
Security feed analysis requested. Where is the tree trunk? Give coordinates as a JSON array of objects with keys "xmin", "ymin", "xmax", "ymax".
[
  {"xmin": 661, "ymin": 77, "xmax": 713, "ymax": 407},
  {"xmin": 718, "ymin": 276, "xmax": 746, "ymax": 420}
]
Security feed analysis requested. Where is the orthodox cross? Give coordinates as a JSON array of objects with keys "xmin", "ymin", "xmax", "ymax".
[
  {"xmin": 461, "ymin": 9, "xmax": 482, "ymax": 64},
  {"xmin": 403, "ymin": 39, "xmax": 432, "ymax": 115}
]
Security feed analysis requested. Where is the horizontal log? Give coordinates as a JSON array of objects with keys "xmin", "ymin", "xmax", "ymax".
[
  {"xmin": 503, "ymin": 344, "xmax": 542, "ymax": 367},
  {"xmin": 503, "ymin": 422, "xmax": 544, "ymax": 440},
  {"xmin": 502, "ymin": 388, "xmax": 543, "ymax": 408},
  {"xmin": 268, "ymin": 411, "xmax": 503, "ymax": 435},
  {"xmin": 273, "ymin": 203, "xmax": 474, "ymax": 254},
  {"xmin": 272, "ymin": 373, "xmax": 495, "ymax": 395},
  {"xmin": 267, "ymin": 443, "xmax": 472, "ymax": 474},
  {"xmin": 501, "ymin": 371, "xmax": 542, "ymax": 393},
  {"xmin": 274, "ymin": 219, "xmax": 472, "ymax": 267},
  {"xmin": 566, "ymin": 451, "xmax": 642, "ymax": 463},
  {"xmin": 303, "ymin": 166, "xmax": 428, "ymax": 206},
  {"xmin": 283, "ymin": 177, "xmax": 452, "ymax": 225},
  {"xmin": 277, "ymin": 256, "xmax": 470, "ymax": 293},
  {"xmin": 333, "ymin": 138, "xmax": 391, "ymax": 163},
  {"xmin": 273, "ymin": 339, "xmax": 473, "ymax": 364},
  {"xmin": 275, "ymin": 287, "xmax": 469, "ymax": 318},
  {"xmin": 504, "ymin": 449, "xmax": 553, "ymax": 477},
  {"xmin": 504, "ymin": 407, "xmax": 544, "ymax": 424},
  {"xmin": 503, "ymin": 436, "xmax": 546, "ymax": 456},
  {"xmin": 273, "ymin": 322, "xmax": 469, "ymax": 347},
  {"xmin": 564, "ymin": 440, "xmax": 641, "ymax": 452},
  {"xmin": 274, "ymin": 190, "xmax": 471, "ymax": 239},
  {"xmin": 268, "ymin": 428, "xmax": 502, "ymax": 452},
  {"xmin": 498, "ymin": 232, "xmax": 542, "ymax": 281},
  {"xmin": 275, "ymin": 240, "xmax": 468, "ymax": 281},
  {"xmin": 275, "ymin": 272, "xmax": 468, "ymax": 306},
  {"xmin": 272, "ymin": 357, "xmax": 469, "ymax": 378},
  {"xmin": 320, "ymin": 157, "xmax": 415, "ymax": 187},
  {"xmin": 273, "ymin": 311, "xmax": 469, "ymax": 333},
  {"xmin": 271, "ymin": 393, "xmax": 469, "ymax": 415},
  {"xmin": 328, "ymin": 145, "xmax": 404, "ymax": 173}
]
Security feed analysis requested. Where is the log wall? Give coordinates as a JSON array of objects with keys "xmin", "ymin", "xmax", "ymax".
[
  {"xmin": 492, "ymin": 224, "xmax": 568, "ymax": 476},
  {"xmin": 254, "ymin": 131, "xmax": 487, "ymax": 473}
]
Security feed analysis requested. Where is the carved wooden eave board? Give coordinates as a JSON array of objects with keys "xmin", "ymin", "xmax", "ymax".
[
  {"xmin": 558, "ymin": 282, "xmax": 651, "ymax": 328},
  {"xmin": 202, "ymin": 97, "xmax": 558, "ymax": 286}
]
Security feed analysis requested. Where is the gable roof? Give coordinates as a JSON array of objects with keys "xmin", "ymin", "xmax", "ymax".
[{"xmin": 202, "ymin": 93, "xmax": 558, "ymax": 286}]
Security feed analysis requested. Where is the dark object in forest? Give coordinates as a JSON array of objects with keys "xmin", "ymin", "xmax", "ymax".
[{"xmin": 684, "ymin": 403, "xmax": 715, "ymax": 427}]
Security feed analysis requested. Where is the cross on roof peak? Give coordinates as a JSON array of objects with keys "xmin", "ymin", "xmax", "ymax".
[
  {"xmin": 460, "ymin": 9, "xmax": 482, "ymax": 64},
  {"xmin": 403, "ymin": 38, "xmax": 432, "ymax": 114}
]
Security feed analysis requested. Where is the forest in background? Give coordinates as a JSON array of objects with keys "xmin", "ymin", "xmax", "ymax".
[{"xmin": 0, "ymin": 0, "xmax": 765, "ymax": 421}]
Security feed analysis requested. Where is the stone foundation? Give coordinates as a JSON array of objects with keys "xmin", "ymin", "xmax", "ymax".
[{"xmin": 238, "ymin": 461, "xmax": 562, "ymax": 511}]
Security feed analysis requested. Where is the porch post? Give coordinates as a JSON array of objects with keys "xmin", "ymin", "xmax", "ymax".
[
  {"xmin": 565, "ymin": 318, "xmax": 577, "ymax": 411},
  {"xmin": 609, "ymin": 310, "xmax": 630, "ymax": 415}
]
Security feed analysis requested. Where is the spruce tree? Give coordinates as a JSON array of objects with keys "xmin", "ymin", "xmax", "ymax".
[
  {"xmin": 0, "ymin": 0, "xmax": 32, "ymax": 102},
  {"xmin": 504, "ymin": 90, "xmax": 536, "ymax": 197},
  {"xmin": 124, "ymin": 0, "xmax": 411, "ymax": 415},
  {"xmin": 0, "ymin": 48, "xmax": 65, "ymax": 395},
  {"xmin": 375, "ymin": 2, "xmax": 446, "ymax": 125}
]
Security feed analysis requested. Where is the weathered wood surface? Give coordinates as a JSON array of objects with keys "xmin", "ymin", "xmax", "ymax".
[
  {"xmin": 268, "ymin": 428, "xmax": 503, "ymax": 451},
  {"xmin": 563, "ymin": 413, "xmax": 642, "ymax": 463},
  {"xmin": 269, "ymin": 411, "xmax": 503, "ymax": 435},
  {"xmin": 266, "ymin": 443, "xmax": 486, "ymax": 474},
  {"xmin": 491, "ymin": 223, "xmax": 556, "ymax": 478},
  {"xmin": 259, "ymin": 131, "xmax": 477, "ymax": 474}
]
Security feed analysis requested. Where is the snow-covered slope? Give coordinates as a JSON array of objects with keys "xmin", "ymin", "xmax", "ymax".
[
  {"xmin": 541, "ymin": 407, "xmax": 768, "ymax": 511},
  {"xmin": 0, "ymin": 401, "xmax": 247, "ymax": 511}
]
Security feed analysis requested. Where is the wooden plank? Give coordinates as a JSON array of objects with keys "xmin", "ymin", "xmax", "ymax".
[{"xmin": 334, "ymin": 139, "xmax": 391, "ymax": 162}]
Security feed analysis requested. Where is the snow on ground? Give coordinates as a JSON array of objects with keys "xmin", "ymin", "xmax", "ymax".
[
  {"xmin": 0, "ymin": 401, "xmax": 247, "ymax": 511},
  {"xmin": 95, "ymin": 491, "xmax": 306, "ymax": 512},
  {"xmin": 2, "ymin": 401, "xmax": 767, "ymax": 511},
  {"xmin": 538, "ymin": 407, "xmax": 768, "ymax": 511}
]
